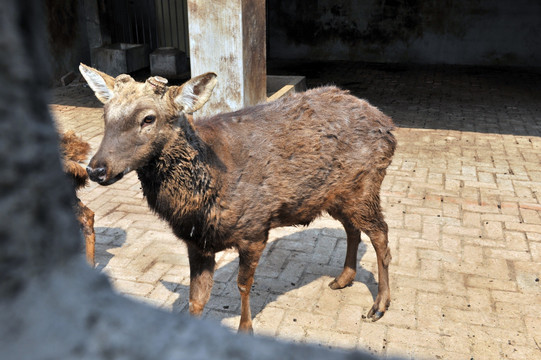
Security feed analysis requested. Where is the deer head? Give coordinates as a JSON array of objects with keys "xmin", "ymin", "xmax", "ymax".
[{"xmin": 79, "ymin": 64, "xmax": 217, "ymax": 185}]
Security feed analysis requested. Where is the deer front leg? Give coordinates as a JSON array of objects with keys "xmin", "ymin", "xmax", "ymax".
[
  {"xmin": 75, "ymin": 198, "xmax": 95, "ymax": 267},
  {"xmin": 187, "ymin": 244, "xmax": 216, "ymax": 316},
  {"xmin": 237, "ymin": 240, "xmax": 266, "ymax": 334}
]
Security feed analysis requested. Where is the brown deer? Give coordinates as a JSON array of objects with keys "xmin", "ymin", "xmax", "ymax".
[
  {"xmin": 80, "ymin": 63, "xmax": 396, "ymax": 333},
  {"xmin": 60, "ymin": 131, "xmax": 96, "ymax": 266}
]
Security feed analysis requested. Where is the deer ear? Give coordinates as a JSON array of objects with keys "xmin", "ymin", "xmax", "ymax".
[
  {"xmin": 171, "ymin": 72, "xmax": 217, "ymax": 114},
  {"xmin": 79, "ymin": 63, "xmax": 115, "ymax": 103}
]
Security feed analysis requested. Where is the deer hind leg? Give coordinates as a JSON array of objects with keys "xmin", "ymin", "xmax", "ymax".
[
  {"xmin": 334, "ymin": 176, "xmax": 392, "ymax": 321},
  {"xmin": 187, "ymin": 244, "xmax": 216, "ymax": 316},
  {"xmin": 344, "ymin": 210, "xmax": 391, "ymax": 321},
  {"xmin": 327, "ymin": 211, "xmax": 361, "ymax": 290},
  {"xmin": 236, "ymin": 240, "xmax": 266, "ymax": 334},
  {"xmin": 352, "ymin": 200, "xmax": 391, "ymax": 321},
  {"xmin": 363, "ymin": 222, "xmax": 391, "ymax": 321}
]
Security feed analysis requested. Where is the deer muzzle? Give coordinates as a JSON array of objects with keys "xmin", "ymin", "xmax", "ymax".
[
  {"xmin": 86, "ymin": 163, "xmax": 125, "ymax": 186},
  {"xmin": 86, "ymin": 165, "xmax": 107, "ymax": 183}
]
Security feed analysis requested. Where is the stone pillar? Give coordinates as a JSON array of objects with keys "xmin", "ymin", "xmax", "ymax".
[{"xmin": 187, "ymin": 0, "xmax": 266, "ymax": 118}]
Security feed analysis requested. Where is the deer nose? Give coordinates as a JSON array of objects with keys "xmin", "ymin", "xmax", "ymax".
[{"xmin": 86, "ymin": 166, "xmax": 107, "ymax": 183}]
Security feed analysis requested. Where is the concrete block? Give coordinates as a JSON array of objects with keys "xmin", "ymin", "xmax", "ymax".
[
  {"xmin": 150, "ymin": 47, "xmax": 189, "ymax": 78},
  {"xmin": 60, "ymin": 71, "xmax": 76, "ymax": 86},
  {"xmin": 267, "ymin": 75, "xmax": 307, "ymax": 102},
  {"xmin": 91, "ymin": 43, "xmax": 149, "ymax": 76}
]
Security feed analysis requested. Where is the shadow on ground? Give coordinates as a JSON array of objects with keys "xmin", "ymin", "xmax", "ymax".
[
  {"xmin": 269, "ymin": 60, "xmax": 541, "ymax": 137},
  {"xmin": 159, "ymin": 227, "xmax": 379, "ymax": 328},
  {"xmin": 93, "ymin": 227, "xmax": 127, "ymax": 271}
]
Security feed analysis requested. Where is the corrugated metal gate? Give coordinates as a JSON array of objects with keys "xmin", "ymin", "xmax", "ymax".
[{"xmin": 102, "ymin": 0, "xmax": 189, "ymax": 53}]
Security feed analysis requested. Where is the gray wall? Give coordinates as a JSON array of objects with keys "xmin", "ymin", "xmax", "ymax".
[{"xmin": 268, "ymin": 0, "xmax": 541, "ymax": 67}]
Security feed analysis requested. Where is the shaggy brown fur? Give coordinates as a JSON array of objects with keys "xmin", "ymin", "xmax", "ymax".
[
  {"xmin": 80, "ymin": 64, "xmax": 396, "ymax": 333},
  {"xmin": 60, "ymin": 131, "xmax": 95, "ymax": 266}
]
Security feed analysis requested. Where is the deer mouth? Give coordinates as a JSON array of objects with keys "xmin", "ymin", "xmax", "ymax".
[{"xmin": 98, "ymin": 171, "xmax": 125, "ymax": 186}]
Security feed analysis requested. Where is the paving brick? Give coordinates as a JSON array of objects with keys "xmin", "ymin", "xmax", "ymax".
[
  {"xmin": 418, "ymin": 248, "xmax": 459, "ymax": 264},
  {"xmin": 459, "ymin": 258, "xmax": 512, "ymax": 280},
  {"xmin": 399, "ymin": 236, "xmax": 439, "ymax": 250},
  {"xmin": 462, "ymin": 235, "xmax": 506, "ymax": 249},
  {"xmin": 444, "ymin": 307, "xmax": 499, "ymax": 327},
  {"xmin": 146, "ymin": 281, "xmax": 176, "ymax": 308},
  {"xmin": 466, "ymin": 276, "xmax": 518, "ymax": 291},
  {"xmin": 440, "ymin": 234, "xmax": 461, "ymax": 252},
  {"xmin": 111, "ymin": 279, "xmax": 155, "ymax": 297},
  {"xmin": 357, "ymin": 322, "xmax": 387, "ymax": 355},
  {"xmin": 501, "ymin": 345, "xmax": 541, "ymax": 360},
  {"xmin": 486, "ymin": 248, "xmax": 532, "ymax": 261},
  {"xmin": 276, "ymin": 322, "xmax": 306, "ymax": 343},
  {"xmin": 483, "ymin": 220, "xmax": 504, "ymax": 239},
  {"xmin": 386, "ymin": 327, "xmax": 443, "ymax": 353},
  {"xmin": 136, "ymin": 262, "xmax": 173, "ymax": 284},
  {"xmin": 253, "ymin": 305, "xmax": 285, "ymax": 337},
  {"xmin": 521, "ymin": 208, "xmax": 541, "ymax": 224},
  {"xmin": 161, "ymin": 265, "xmax": 190, "ymax": 285},
  {"xmin": 462, "ymin": 211, "xmax": 481, "ymax": 228},
  {"xmin": 333, "ymin": 304, "xmax": 363, "ymax": 334},
  {"xmin": 304, "ymin": 328, "xmax": 358, "ymax": 350},
  {"xmin": 314, "ymin": 288, "xmax": 342, "ymax": 315},
  {"xmin": 462, "ymin": 244, "xmax": 484, "ymax": 264},
  {"xmin": 277, "ymin": 259, "xmax": 306, "ymax": 284},
  {"xmin": 403, "ymin": 213, "xmax": 422, "ymax": 231},
  {"xmin": 419, "ymin": 258, "xmax": 441, "ymax": 280},
  {"xmin": 443, "ymin": 271, "xmax": 468, "ymax": 295},
  {"xmin": 442, "ymin": 224, "xmax": 481, "ymax": 238}
]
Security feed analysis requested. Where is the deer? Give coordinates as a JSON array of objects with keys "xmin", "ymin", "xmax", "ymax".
[
  {"xmin": 60, "ymin": 130, "xmax": 96, "ymax": 266},
  {"xmin": 79, "ymin": 63, "xmax": 396, "ymax": 333}
]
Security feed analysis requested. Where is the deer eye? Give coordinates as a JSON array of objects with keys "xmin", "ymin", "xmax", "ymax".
[{"xmin": 142, "ymin": 115, "xmax": 156, "ymax": 127}]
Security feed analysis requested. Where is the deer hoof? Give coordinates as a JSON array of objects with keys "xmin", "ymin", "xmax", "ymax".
[
  {"xmin": 328, "ymin": 279, "xmax": 353, "ymax": 290},
  {"xmin": 367, "ymin": 306, "xmax": 385, "ymax": 322},
  {"xmin": 328, "ymin": 279, "xmax": 341, "ymax": 290}
]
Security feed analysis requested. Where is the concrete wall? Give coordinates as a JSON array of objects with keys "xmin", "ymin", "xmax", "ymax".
[{"xmin": 267, "ymin": 0, "xmax": 541, "ymax": 67}]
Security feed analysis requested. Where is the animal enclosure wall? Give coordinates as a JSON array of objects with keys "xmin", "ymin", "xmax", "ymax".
[{"xmin": 267, "ymin": 0, "xmax": 541, "ymax": 67}]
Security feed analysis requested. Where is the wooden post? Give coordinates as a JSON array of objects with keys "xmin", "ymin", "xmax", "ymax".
[{"xmin": 187, "ymin": 0, "xmax": 266, "ymax": 118}]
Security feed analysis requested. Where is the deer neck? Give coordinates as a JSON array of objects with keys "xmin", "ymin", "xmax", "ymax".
[{"xmin": 136, "ymin": 122, "xmax": 218, "ymax": 219}]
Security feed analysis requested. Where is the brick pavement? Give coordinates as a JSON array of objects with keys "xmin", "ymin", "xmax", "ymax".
[{"xmin": 50, "ymin": 63, "xmax": 541, "ymax": 359}]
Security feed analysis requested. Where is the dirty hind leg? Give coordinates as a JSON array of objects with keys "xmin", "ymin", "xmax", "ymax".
[
  {"xmin": 236, "ymin": 240, "xmax": 265, "ymax": 334},
  {"xmin": 329, "ymin": 199, "xmax": 392, "ymax": 322},
  {"xmin": 364, "ymin": 226, "xmax": 391, "ymax": 321}
]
